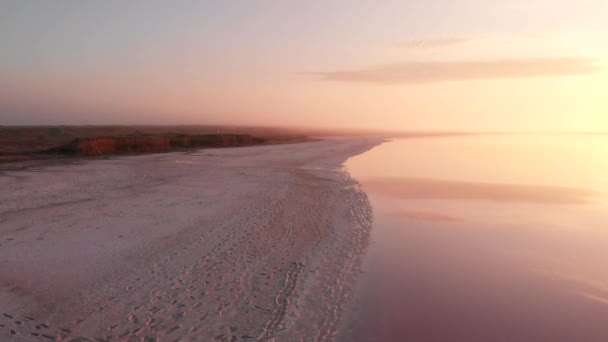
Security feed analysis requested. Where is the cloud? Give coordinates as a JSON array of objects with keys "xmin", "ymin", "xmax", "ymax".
[
  {"xmin": 310, "ymin": 58, "xmax": 602, "ymax": 84},
  {"xmin": 396, "ymin": 37, "xmax": 470, "ymax": 50}
]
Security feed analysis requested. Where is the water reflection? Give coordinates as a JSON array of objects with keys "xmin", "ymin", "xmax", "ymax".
[
  {"xmin": 341, "ymin": 134, "xmax": 608, "ymax": 342},
  {"xmin": 365, "ymin": 177, "xmax": 599, "ymax": 204},
  {"xmin": 392, "ymin": 210, "xmax": 465, "ymax": 222}
]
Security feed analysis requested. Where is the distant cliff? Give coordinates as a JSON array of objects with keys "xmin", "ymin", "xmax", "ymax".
[{"xmin": 44, "ymin": 134, "xmax": 267, "ymax": 156}]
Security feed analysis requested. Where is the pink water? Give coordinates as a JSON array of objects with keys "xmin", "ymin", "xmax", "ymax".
[{"xmin": 342, "ymin": 134, "xmax": 608, "ymax": 342}]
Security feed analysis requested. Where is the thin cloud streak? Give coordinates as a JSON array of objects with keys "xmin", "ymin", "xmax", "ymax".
[
  {"xmin": 310, "ymin": 58, "xmax": 602, "ymax": 84},
  {"xmin": 397, "ymin": 37, "xmax": 470, "ymax": 50}
]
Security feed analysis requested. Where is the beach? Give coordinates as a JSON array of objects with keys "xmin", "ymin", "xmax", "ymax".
[{"xmin": 0, "ymin": 137, "xmax": 381, "ymax": 341}]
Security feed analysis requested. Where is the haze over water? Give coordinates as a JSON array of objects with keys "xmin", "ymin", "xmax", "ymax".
[{"xmin": 343, "ymin": 134, "xmax": 608, "ymax": 341}]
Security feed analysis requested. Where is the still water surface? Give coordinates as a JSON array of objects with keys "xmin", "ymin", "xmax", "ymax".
[{"xmin": 342, "ymin": 134, "xmax": 608, "ymax": 341}]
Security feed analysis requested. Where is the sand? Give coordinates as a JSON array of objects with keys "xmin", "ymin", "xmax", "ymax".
[{"xmin": 0, "ymin": 137, "xmax": 381, "ymax": 341}]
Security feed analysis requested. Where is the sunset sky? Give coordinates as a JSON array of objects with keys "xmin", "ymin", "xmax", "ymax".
[{"xmin": 1, "ymin": 1, "xmax": 607, "ymax": 131}]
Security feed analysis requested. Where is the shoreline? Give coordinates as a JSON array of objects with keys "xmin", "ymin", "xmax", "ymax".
[{"xmin": 0, "ymin": 137, "xmax": 383, "ymax": 341}]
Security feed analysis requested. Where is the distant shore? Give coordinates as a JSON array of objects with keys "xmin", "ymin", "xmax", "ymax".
[{"xmin": 0, "ymin": 125, "xmax": 313, "ymax": 163}]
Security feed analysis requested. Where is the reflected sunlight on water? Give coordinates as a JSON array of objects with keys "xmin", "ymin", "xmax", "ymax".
[{"xmin": 341, "ymin": 134, "xmax": 608, "ymax": 342}]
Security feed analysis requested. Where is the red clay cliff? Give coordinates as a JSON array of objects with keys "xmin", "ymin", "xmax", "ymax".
[{"xmin": 46, "ymin": 134, "xmax": 267, "ymax": 156}]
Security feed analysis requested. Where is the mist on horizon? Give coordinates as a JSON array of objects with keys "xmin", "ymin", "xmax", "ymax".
[{"xmin": 1, "ymin": 1, "xmax": 607, "ymax": 131}]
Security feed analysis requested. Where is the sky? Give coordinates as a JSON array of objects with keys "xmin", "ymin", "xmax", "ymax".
[{"xmin": 1, "ymin": 0, "xmax": 607, "ymax": 131}]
